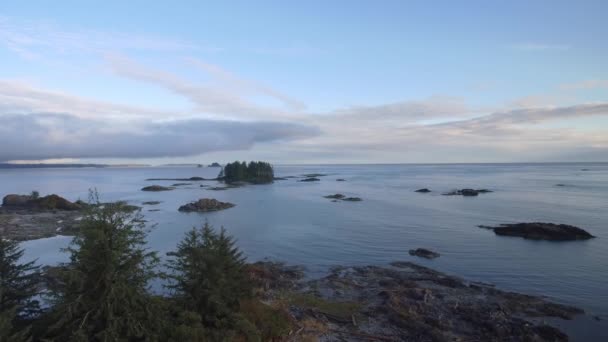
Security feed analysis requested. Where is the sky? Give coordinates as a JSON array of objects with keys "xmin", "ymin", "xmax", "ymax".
[{"xmin": 0, "ymin": 0, "xmax": 607, "ymax": 164}]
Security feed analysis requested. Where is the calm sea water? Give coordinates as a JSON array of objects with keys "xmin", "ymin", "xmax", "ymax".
[{"xmin": 9, "ymin": 163, "xmax": 608, "ymax": 339}]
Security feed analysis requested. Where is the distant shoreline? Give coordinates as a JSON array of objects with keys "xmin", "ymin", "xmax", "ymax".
[{"xmin": 0, "ymin": 161, "xmax": 606, "ymax": 170}]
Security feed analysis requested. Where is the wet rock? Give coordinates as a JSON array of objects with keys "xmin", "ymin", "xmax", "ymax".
[
  {"xmin": 145, "ymin": 176, "xmax": 214, "ymax": 181},
  {"xmin": 415, "ymin": 188, "xmax": 431, "ymax": 193},
  {"xmin": 336, "ymin": 178, "xmax": 346, "ymax": 181},
  {"xmin": 324, "ymin": 194, "xmax": 345, "ymax": 199},
  {"xmin": 479, "ymin": 222, "xmax": 595, "ymax": 241},
  {"xmin": 443, "ymin": 188, "xmax": 492, "ymax": 196},
  {"xmin": 342, "ymin": 197, "xmax": 362, "ymax": 202},
  {"xmin": 299, "ymin": 177, "xmax": 320, "ymax": 182},
  {"xmin": 409, "ymin": 248, "xmax": 440, "ymax": 259},
  {"xmin": 141, "ymin": 185, "xmax": 173, "ymax": 192},
  {"xmin": 275, "ymin": 261, "xmax": 582, "ymax": 341},
  {"xmin": 302, "ymin": 173, "xmax": 327, "ymax": 177},
  {"xmin": 171, "ymin": 183, "xmax": 192, "ymax": 186},
  {"xmin": 178, "ymin": 198, "xmax": 235, "ymax": 212},
  {"xmin": 142, "ymin": 201, "xmax": 161, "ymax": 205},
  {"xmin": 2, "ymin": 194, "xmax": 31, "ymax": 206},
  {"xmin": 2, "ymin": 194, "xmax": 80, "ymax": 211}
]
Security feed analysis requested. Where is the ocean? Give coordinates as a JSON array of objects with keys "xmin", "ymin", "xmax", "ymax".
[{"xmin": 7, "ymin": 163, "xmax": 608, "ymax": 339}]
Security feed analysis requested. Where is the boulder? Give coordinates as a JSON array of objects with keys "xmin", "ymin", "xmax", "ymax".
[
  {"xmin": 415, "ymin": 188, "xmax": 431, "ymax": 193},
  {"xmin": 2, "ymin": 194, "xmax": 32, "ymax": 206},
  {"xmin": 141, "ymin": 185, "xmax": 173, "ymax": 192},
  {"xmin": 479, "ymin": 222, "xmax": 595, "ymax": 241},
  {"xmin": 336, "ymin": 178, "xmax": 346, "ymax": 182},
  {"xmin": 342, "ymin": 197, "xmax": 362, "ymax": 202},
  {"xmin": 443, "ymin": 188, "xmax": 492, "ymax": 196},
  {"xmin": 324, "ymin": 194, "xmax": 345, "ymax": 199},
  {"xmin": 299, "ymin": 177, "xmax": 320, "ymax": 182},
  {"xmin": 302, "ymin": 173, "xmax": 327, "ymax": 177},
  {"xmin": 408, "ymin": 248, "xmax": 440, "ymax": 259},
  {"xmin": 33, "ymin": 194, "xmax": 81, "ymax": 210},
  {"xmin": 2, "ymin": 194, "xmax": 80, "ymax": 210},
  {"xmin": 178, "ymin": 198, "xmax": 235, "ymax": 212}
]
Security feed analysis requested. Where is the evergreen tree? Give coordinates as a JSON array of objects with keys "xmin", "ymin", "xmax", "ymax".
[
  {"xmin": 220, "ymin": 161, "xmax": 274, "ymax": 184},
  {"xmin": 44, "ymin": 193, "xmax": 161, "ymax": 341},
  {"xmin": 0, "ymin": 238, "xmax": 40, "ymax": 341},
  {"xmin": 165, "ymin": 223, "xmax": 251, "ymax": 335}
]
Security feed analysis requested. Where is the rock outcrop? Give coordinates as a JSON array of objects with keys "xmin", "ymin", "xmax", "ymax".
[
  {"xmin": 342, "ymin": 197, "xmax": 362, "ymax": 202},
  {"xmin": 141, "ymin": 185, "xmax": 173, "ymax": 192},
  {"xmin": 415, "ymin": 188, "xmax": 431, "ymax": 193},
  {"xmin": 444, "ymin": 188, "xmax": 492, "ymax": 196},
  {"xmin": 299, "ymin": 177, "xmax": 320, "ymax": 182},
  {"xmin": 479, "ymin": 222, "xmax": 595, "ymax": 241},
  {"xmin": 409, "ymin": 248, "xmax": 440, "ymax": 259},
  {"xmin": 2, "ymin": 194, "xmax": 80, "ymax": 211},
  {"xmin": 178, "ymin": 198, "xmax": 235, "ymax": 212}
]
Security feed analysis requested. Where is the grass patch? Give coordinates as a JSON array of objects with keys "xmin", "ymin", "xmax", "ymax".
[{"xmin": 289, "ymin": 293, "xmax": 361, "ymax": 320}]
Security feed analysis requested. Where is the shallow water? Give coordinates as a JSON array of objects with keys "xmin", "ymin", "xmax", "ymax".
[{"xmin": 8, "ymin": 163, "xmax": 608, "ymax": 338}]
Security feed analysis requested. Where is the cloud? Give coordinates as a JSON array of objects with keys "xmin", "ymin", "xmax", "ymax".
[
  {"xmin": 0, "ymin": 16, "xmax": 217, "ymax": 60},
  {"xmin": 560, "ymin": 80, "xmax": 608, "ymax": 90},
  {"xmin": 510, "ymin": 43, "xmax": 570, "ymax": 51},
  {"xmin": 0, "ymin": 112, "xmax": 319, "ymax": 161},
  {"xmin": 106, "ymin": 55, "xmax": 303, "ymax": 120},
  {"xmin": 330, "ymin": 96, "xmax": 472, "ymax": 124},
  {"xmin": 0, "ymin": 80, "xmax": 174, "ymax": 120}
]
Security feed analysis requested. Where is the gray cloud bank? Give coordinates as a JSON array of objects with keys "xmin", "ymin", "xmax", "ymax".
[{"xmin": 0, "ymin": 113, "xmax": 319, "ymax": 161}]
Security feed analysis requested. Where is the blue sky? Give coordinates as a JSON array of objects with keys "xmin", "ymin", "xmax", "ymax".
[{"xmin": 1, "ymin": 1, "xmax": 607, "ymax": 163}]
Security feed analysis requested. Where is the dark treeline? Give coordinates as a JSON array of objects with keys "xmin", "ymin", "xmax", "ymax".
[
  {"xmin": 219, "ymin": 161, "xmax": 274, "ymax": 184},
  {"xmin": 0, "ymin": 192, "xmax": 290, "ymax": 341}
]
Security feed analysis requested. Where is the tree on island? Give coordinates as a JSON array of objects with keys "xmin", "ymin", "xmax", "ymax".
[
  {"xmin": 0, "ymin": 238, "xmax": 40, "ymax": 341},
  {"xmin": 219, "ymin": 161, "xmax": 274, "ymax": 184},
  {"xmin": 43, "ymin": 192, "xmax": 162, "ymax": 341}
]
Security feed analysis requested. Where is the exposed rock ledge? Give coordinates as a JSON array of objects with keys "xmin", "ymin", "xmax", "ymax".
[
  {"xmin": 479, "ymin": 222, "xmax": 595, "ymax": 241},
  {"xmin": 249, "ymin": 261, "xmax": 583, "ymax": 341},
  {"xmin": 443, "ymin": 188, "xmax": 492, "ymax": 196},
  {"xmin": 409, "ymin": 248, "xmax": 440, "ymax": 259}
]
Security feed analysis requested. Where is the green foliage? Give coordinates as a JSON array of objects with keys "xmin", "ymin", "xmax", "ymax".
[
  {"xmin": 239, "ymin": 299, "xmax": 292, "ymax": 340},
  {"xmin": 30, "ymin": 190, "xmax": 40, "ymax": 200},
  {"xmin": 44, "ymin": 191, "xmax": 161, "ymax": 341},
  {"xmin": 220, "ymin": 161, "xmax": 274, "ymax": 184},
  {"xmin": 164, "ymin": 222, "xmax": 252, "ymax": 337},
  {"xmin": 0, "ymin": 237, "xmax": 40, "ymax": 341}
]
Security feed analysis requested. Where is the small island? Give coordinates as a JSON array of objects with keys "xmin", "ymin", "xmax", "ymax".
[
  {"xmin": 141, "ymin": 185, "xmax": 174, "ymax": 192},
  {"xmin": 178, "ymin": 198, "xmax": 235, "ymax": 212},
  {"xmin": 219, "ymin": 161, "xmax": 274, "ymax": 184},
  {"xmin": 209, "ymin": 162, "xmax": 222, "ymax": 167}
]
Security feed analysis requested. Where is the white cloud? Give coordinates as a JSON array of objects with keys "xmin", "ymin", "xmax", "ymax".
[{"xmin": 106, "ymin": 54, "xmax": 303, "ymax": 121}]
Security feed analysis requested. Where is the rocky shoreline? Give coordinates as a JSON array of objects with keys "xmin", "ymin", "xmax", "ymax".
[{"xmin": 248, "ymin": 261, "xmax": 584, "ymax": 341}]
